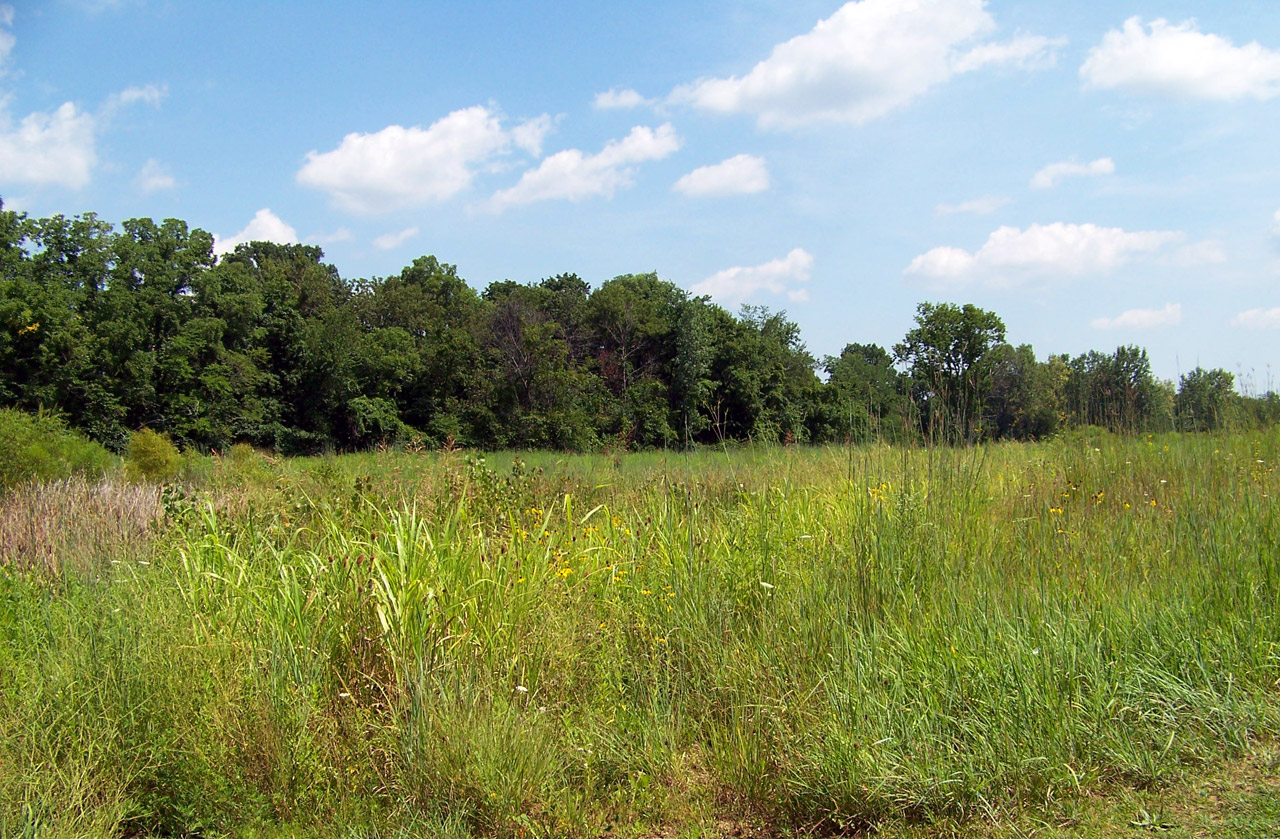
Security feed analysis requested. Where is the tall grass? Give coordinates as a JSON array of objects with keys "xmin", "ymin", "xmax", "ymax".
[{"xmin": 1, "ymin": 431, "xmax": 1277, "ymax": 836}]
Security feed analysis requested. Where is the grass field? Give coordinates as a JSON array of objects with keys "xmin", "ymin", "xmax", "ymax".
[{"xmin": 1, "ymin": 430, "xmax": 1278, "ymax": 837}]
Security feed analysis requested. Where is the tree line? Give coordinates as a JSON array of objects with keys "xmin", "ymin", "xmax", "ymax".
[{"xmin": 1, "ymin": 207, "xmax": 1275, "ymax": 454}]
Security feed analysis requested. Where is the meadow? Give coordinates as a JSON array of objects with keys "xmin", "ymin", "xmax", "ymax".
[{"xmin": 1, "ymin": 431, "xmax": 1278, "ymax": 838}]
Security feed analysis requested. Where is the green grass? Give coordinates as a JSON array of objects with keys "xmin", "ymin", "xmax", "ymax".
[{"xmin": 1, "ymin": 431, "xmax": 1278, "ymax": 837}]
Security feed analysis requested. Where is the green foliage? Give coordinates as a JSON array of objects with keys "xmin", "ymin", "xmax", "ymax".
[
  {"xmin": 0, "ymin": 408, "xmax": 115, "ymax": 490},
  {"xmin": 125, "ymin": 428, "xmax": 182, "ymax": 483},
  {"xmin": 1, "ymin": 207, "xmax": 1274, "ymax": 455},
  {"xmin": 1176, "ymin": 367, "xmax": 1239, "ymax": 431},
  {"xmin": 894, "ymin": 301, "xmax": 1006, "ymax": 442},
  {"xmin": 823, "ymin": 342, "xmax": 913, "ymax": 443}
]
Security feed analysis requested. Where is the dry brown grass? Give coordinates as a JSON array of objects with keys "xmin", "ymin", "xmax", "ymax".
[{"xmin": 0, "ymin": 477, "xmax": 166, "ymax": 574}]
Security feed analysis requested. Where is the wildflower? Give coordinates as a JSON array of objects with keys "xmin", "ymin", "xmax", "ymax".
[
  {"xmin": 1123, "ymin": 502, "xmax": 1131, "ymax": 510},
  {"xmin": 760, "ymin": 581, "xmax": 775, "ymax": 590},
  {"xmin": 515, "ymin": 685, "xmax": 528, "ymax": 694},
  {"xmin": 1150, "ymin": 499, "xmax": 1157, "ymax": 507},
  {"xmin": 1049, "ymin": 506, "xmax": 1063, "ymax": 515},
  {"xmin": 556, "ymin": 566, "xmax": 573, "ymax": 579}
]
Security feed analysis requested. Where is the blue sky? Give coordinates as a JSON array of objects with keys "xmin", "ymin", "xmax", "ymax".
[{"xmin": 3, "ymin": 0, "xmax": 1279, "ymax": 387}]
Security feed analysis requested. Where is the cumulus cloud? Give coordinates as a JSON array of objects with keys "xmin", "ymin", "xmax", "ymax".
[
  {"xmin": 905, "ymin": 222, "xmax": 1182, "ymax": 286},
  {"xmin": 0, "ymin": 102, "xmax": 97, "ymax": 189},
  {"xmin": 691, "ymin": 248, "xmax": 814, "ymax": 305},
  {"xmin": 135, "ymin": 158, "xmax": 176, "ymax": 193},
  {"xmin": 1081, "ymin": 17, "xmax": 1280, "ymax": 100},
  {"xmin": 670, "ymin": 0, "xmax": 1061, "ymax": 129},
  {"xmin": 373, "ymin": 226, "xmax": 420, "ymax": 251},
  {"xmin": 0, "ymin": 10, "xmax": 118, "ymax": 190},
  {"xmin": 673, "ymin": 154, "xmax": 769, "ymax": 197},
  {"xmin": 487, "ymin": 123, "xmax": 680, "ymax": 211},
  {"xmin": 594, "ymin": 88, "xmax": 651, "ymax": 110},
  {"xmin": 213, "ymin": 209, "xmax": 298, "ymax": 256},
  {"xmin": 297, "ymin": 106, "xmax": 549, "ymax": 213},
  {"xmin": 1030, "ymin": 157, "xmax": 1115, "ymax": 189},
  {"xmin": 935, "ymin": 195, "xmax": 1010, "ymax": 215},
  {"xmin": 1232, "ymin": 308, "xmax": 1280, "ymax": 329},
  {"xmin": 1090, "ymin": 303, "xmax": 1182, "ymax": 330}
]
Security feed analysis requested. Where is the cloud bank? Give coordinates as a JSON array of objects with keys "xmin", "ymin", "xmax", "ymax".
[
  {"xmin": 673, "ymin": 154, "xmax": 769, "ymax": 197},
  {"xmin": 1081, "ymin": 17, "xmax": 1280, "ymax": 100},
  {"xmin": 297, "ymin": 106, "xmax": 550, "ymax": 213},
  {"xmin": 487, "ymin": 123, "xmax": 680, "ymax": 211},
  {"xmin": 213, "ymin": 209, "xmax": 298, "ymax": 256},
  {"xmin": 691, "ymin": 248, "xmax": 814, "ymax": 305},
  {"xmin": 905, "ymin": 222, "xmax": 1182, "ymax": 286},
  {"xmin": 1091, "ymin": 302, "xmax": 1182, "ymax": 329},
  {"xmin": 670, "ymin": 0, "xmax": 1061, "ymax": 128},
  {"xmin": 1030, "ymin": 157, "xmax": 1114, "ymax": 189}
]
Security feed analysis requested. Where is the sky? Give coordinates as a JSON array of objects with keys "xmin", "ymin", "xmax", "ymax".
[{"xmin": 2, "ymin": 0, "xmax": 1279, "ymax": 388}]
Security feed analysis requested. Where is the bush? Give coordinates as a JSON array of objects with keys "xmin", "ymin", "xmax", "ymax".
[
  {"xmin": 0, "ymin": 408, "xmax": 115, "ymax": 491},
  {"xmin": 125, "ymin": 428, "xmax": 182, "ymax": 483}
]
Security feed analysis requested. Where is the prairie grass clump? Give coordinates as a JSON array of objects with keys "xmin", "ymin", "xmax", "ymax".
[
  {"xmin": 0, "ymin": 477, "xmax": 164, "ymax": 574},
  {"xmin": 0, "ymin": 430, "xmax": 1277, "ymax": 836},
  {"xmin": 0, "ymin": 407, "xmax": 115, "ymax": 491}
]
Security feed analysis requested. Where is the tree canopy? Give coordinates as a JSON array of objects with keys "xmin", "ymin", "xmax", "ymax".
[{"xmin": 0, "ymin": 205, "xmax": 1272, "ymax": 453}]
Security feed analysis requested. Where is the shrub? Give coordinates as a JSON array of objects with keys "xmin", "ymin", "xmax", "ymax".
[
  {"xmin": 0, "ymin": 408, "xmax": 115, "ymax": 491},
  {"xmin": 125, "ymin": 428, "xmax": 182, "ymax": 483}
]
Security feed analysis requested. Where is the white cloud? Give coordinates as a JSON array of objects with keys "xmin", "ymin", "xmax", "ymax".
[
  {"xmin": 691, "ymin": 248, "xmax": 814, "ymax": 305},
  {"xmin": 670, "ymin": 0, "xmax": 1061, "ymax": 129},
  {"xmin": 950, "ymin": 32, "xmax": 1065, "ymax": 73},
  {"xmin": 594, "ymin": 88, "xmax": 651, "ymax": 110},
  {"xmin": 905, "ymin": 222, "xmax": 1182, "ymax": 286},
  {"xmin": 1231, "ymin": 308, "xmax": 1280, "ymax": 329},
  {"xmin": 213, "ymin": 208, "xmax": 298, "ymax": 256},
  {"xmin": 111, "ymin": 83, "xmax": 167, "ymax": 109},
  {"xmin": 297, "ymin": 106, "xmax": 547, "ymax": 213},
  {"xmin": 511, "ymin": 114, "xmax": 553, "ymax": 157},
  {"xmin": 0, "ymin": 102, "xmax": 97, "ymax": 189},
  {"xmin": 673, "ymin": 154, "xmax": 769, "ymax": 197},
  {"xmin": 134, "ymin": 158, "xmax": 175, "ymax": 193},
  {"xmin": 488, "ymin": 123, "xmax": 680, "ymax": 211},
  {"xmin": 1030, "ymin": 157, "xmax": 1114, "ymax": 189},
  {"xmin": 1091, "ymin": 303, "xmax": 1182, "ymax": 330},
  {"xmin": 1272, "ymin": 209, "xmax": 1280, "ymax": 236},
  {"xmin": 373, "ymin": 226, "xmax": 419, "ymax": 251},
  {"xmin": 1081, "ymin": 17, "xmax": 1280, "ymax": 101},
  {"xmin": 935, "ymin": 195, "xmax": 1010, "ymax": 215}
]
